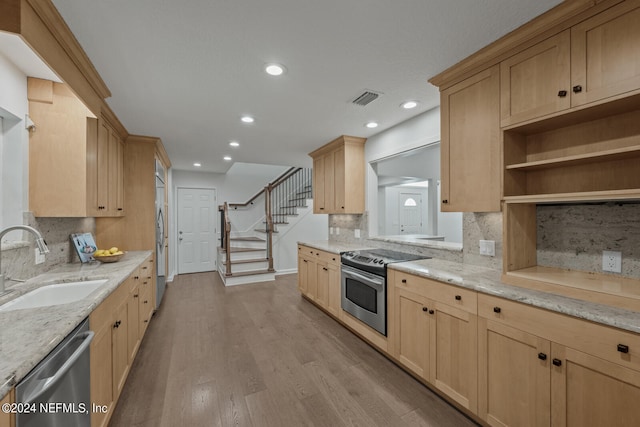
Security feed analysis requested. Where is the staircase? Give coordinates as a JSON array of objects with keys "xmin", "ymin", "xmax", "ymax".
[{"xmin": 218, "ymin": 168, "xmax": 312, "ymax": 286}]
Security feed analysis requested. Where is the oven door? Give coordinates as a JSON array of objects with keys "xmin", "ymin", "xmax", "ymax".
[{"xmin": 341, "ymin": 264, "xmax": 386, "ymax": 336}]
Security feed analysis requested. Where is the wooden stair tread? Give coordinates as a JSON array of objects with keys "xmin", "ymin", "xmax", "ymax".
[
  {"xmin": 254, "ymin": 229, "xmax": 279, "ymax": 233},
  {"xmin": 230, "ymin": 236, "xmax": 265, "ymax": 242},
  {"xmin": 222, "ymin": 258, "xmax": 268, "ymax": 265},
  {"xmin": 225, "ymin": 247, "xmax": 266, "ymax": 253}
]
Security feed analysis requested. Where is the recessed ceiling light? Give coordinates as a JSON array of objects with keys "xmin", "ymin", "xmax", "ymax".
[
  {"xmin": 401, "ymin": 101, "xmax": 419, "ymax": 109},
  {"xmin": 223, "ymin": 156, "xmax": 232, "ymax": 161},
  {"xmin": 265, "ymin": 63, "xmax": 286, "ymax": 76},
  {"xmin": 229, "ymin": 141, "xmax": 240, "ymax": 148},
  {"xmin": 241, "ymin": 116, "xmax": 255, "ymax": 124},
  {"xmin": 365, "ymin": 121, "xmax": 379, "ymax": 129},
  {"xmin": 193, "ymin": 163, "xmax": 201, "ymax": 167}
]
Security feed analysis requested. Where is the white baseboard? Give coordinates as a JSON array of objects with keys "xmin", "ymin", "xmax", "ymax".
[{"xmin": 275, "ymin": 268, "xmax": 298, "ymax": 276}]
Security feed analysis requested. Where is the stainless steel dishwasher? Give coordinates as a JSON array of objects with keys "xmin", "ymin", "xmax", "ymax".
[{"xmin": 16, "ymin": 317, "xmax": 94, "ymax": 427}]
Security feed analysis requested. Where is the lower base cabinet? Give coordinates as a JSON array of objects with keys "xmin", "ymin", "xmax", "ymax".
[
  {"xmin": 389, "ymin": 270, "xmax": 478, "ymax": 413},
  {"xmin": 297, "ymin": 245, "xmax": 340, "ymax": 316},
  {"xmin": 296, "ymin": 252, "xmax": 640, "ymax": 426},
  {"xmin": 0, "ymin": 389, "xmax": 14, "ymax": 427},
  {"xmin": 90, "ymin": 255, "xmax": 154, "ymax": 427}
]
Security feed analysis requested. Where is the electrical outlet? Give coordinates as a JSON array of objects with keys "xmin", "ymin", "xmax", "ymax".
[
  {"xmin": 335, "ymin": 227, "xmax": 340, "ymax": 235},
  {"xmin": 354, "ymin": 229, "xmax": 360, "ymax": 239},
  {"xmin": 602, "ymin": 250, "xmax": 622, "ymax": 273},
  {"xmin": 35, "ymin": 248, "xmax": 46, "ymax": 265},
  {"xmin": 479, "ymin": 240, "xmax": 496, "ymax": 257},
  {"xmin": 329, "ymin": 227, "xmax": 334, "ymax": 235}
]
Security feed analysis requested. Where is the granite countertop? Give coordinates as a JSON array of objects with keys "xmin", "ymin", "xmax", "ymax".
[
  {"xmin": 370, "ymin": 235, "xmax": 463, "ymax": 252},
  {"xmin": 298, "ymin": 240, "xmax": 373, "ymax": 254},
  {"xmin": 390, "ymin": 258, "xmax": 640, "ymax": 335},
  {"xmin": 0, "ymin": 251, "xmax": 152, "ymax": 398}
]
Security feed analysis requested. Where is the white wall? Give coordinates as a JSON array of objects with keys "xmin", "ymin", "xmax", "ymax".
[{"xmin": 0, "ymin": 52, "xmax": 30, "ymax": 231}]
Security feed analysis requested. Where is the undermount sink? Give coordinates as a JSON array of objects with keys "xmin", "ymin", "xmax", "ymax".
[{"xmin": 0, "ymin": 279, "xmax": 108, "ymax": 312}]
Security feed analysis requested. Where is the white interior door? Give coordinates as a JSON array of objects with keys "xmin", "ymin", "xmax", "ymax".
[
  {"xmin": 177, "ymin": 188, "xmax": 217, "ymax": 274},
  {"xmin": 399, "ymin": 192, "xmax": 423, "ymax": 234}
]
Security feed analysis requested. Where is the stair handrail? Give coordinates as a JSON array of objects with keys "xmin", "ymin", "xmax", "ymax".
[
  {"xmin": 264, "ymin": 184, "xmax": 275, "ymax": 272},
  {"xmin": 228, "ymin": 167, "xmax": 299, "ymax": 209},
  {"xmin": 222, "ymin": 202, "xmax": 232, "ymax": 276}
]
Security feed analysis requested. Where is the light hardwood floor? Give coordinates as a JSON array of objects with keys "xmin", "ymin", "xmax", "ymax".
[{"xmin": 109, "ymin": 272, "xmax": 477, "ymax": 427}]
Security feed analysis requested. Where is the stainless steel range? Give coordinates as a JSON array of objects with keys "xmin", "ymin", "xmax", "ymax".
[{"xmin": 341, "ymin": 249, "xmax": 429, "ymax": 336}]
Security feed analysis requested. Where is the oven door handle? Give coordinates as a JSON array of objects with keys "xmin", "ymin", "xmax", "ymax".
[{"xmin": 343, "ymin": 269, "xmax": 384, "ymax": 289}]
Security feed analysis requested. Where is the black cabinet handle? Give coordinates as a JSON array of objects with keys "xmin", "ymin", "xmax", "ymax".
[
  {"xmin": 573, "ymin": 85, "xmax": 583, "ymax": 93},
  {"xmin": 117, "ymin": 208, "xmax": 123, "ymax": 211},
  {"xmin": 455, "ymin": 295, "xmax": 462, "ymax": 301},
  {"xmin": 134, "ymin": 294, "xmax": 139, "ymax": 298},
  {"xmin": 401, "ymin": 279, "xmax": 407, "ymax": 283},
  {"xmin": 144, "ymin": 300, "xmax": 148, "ymax": 304},
  {"xmin": 144, "ymin": 320, "xmax": 149, "ymax": 323},
  {"xmin": 442, "ymin": 200, "xmax": 449, "ymax": 204},
  {"xmin": 557, "ymin": 90, "xmax": 567, "ymax": 97},
  {"xmin": 493, "ymin": 307, "xmax": 501, "ymax": 313},
  {"xmin": 538, "ymin": 353, "xmax": 547, "ymax": 361},
  {"xmin": 618, "ymin": 344, "xmax": 629, "ymax": 354},
  {"xmin": 323, "ymin": 267, "xmax": 328, "ymax": 271},
  {"xmin": 422, "ymin": 307, "xmax": 428, "ymax": 312},
  {"xmin": 429, "ymin": 310, "xmax": 435, "ymax": 315},
  {"xmin": 552, "ymin": 358, "xmax": 562, "ymax": 367}
]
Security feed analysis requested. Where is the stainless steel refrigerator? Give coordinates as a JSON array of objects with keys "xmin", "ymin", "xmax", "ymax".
[{"xmin": 155, "ymin": 159, "xmax": 166, "ymax": 309}]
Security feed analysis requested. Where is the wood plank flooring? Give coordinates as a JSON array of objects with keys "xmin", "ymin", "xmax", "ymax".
[{"xmin": 109, "ymin": 272, "xmax": 477, "ymax": 427}]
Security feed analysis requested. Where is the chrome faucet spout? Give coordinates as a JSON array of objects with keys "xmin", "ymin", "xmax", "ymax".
[{"xmin": 0, "ymin": 225, "xmax": 50, "ymax": 293}]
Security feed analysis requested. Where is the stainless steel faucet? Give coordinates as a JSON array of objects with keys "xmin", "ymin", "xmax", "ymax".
[{"xmin": 0, "ymin": 225, "xmax": 50, "ymax": 293}]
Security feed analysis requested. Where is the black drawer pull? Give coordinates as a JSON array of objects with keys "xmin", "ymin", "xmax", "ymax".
[
  {"xmin": 442, "ymin": 199, "xmax": 449, "ymax": 204},
  {"xmin": 323, "ymin": 267, "xmax": 328, "ymax": 271},
  {"xmin": 493, "ymin": 307, "xmax": 501, "ymax": 313},
  {"xmin": 552, "ymin": 358, "xmax": 562, "ymax": 367},
  {"xmin": 557, "ymin": 90, "xmax": 567, "ymax": 97},
  {"xmin": 401, "ymin": 279, "xmax": 407, "ymax": 283},
  {"xmin": 573, "ymin": 85, "xmax": 583, "ymax": 93},
  {"xmin": 455, "ymin": 295, "xmax": 462, "ymax": 301},
  {"xmin": 422, "ymin": 307, "xmax": 428, "ymax": 312},
  {"xmin": 538, "ymin": 353, "xmax": 547, "ymax": 361},
  {"xmin": 618, "ymin": 344, "xmax": 629, "ymax": 354},
  {"xmin": 429, "ymin": 310, "xmax": 434, "ymax": 315}
]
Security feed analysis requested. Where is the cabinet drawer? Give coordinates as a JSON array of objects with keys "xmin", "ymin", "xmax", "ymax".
[
  {"xmin": 393, "ymin": 271, "xmax": 477, "ymax": 314},
  {"xmin": 318, "ymin": 250, "xmax": 339, "ymax": 266},
  {"xmin": 298, "ymin": 245, "xmax": 318, "ymax": 258},
  {"xmin": 479, "ymin": 293, "xmax": 640, "ymax": 372}
]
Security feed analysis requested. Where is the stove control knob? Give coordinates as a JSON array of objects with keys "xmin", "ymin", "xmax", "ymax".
[
  {"xmin": 373, "ymin": 258, "xmax": 378, "ymax": 263},
  {"xmin": 378, "ymin": 260, "xmax": 384, "ymax": 264}
]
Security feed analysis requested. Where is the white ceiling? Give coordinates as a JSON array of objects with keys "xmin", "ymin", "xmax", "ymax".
[{"xmin": 49, "ymin": 0, "xmax": 562, "ymax": 173}]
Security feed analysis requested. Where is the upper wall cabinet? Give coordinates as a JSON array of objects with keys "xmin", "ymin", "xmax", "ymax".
[
  {"xmin": 500, "ymin": 31, "xmax": 571, "ymax": 127},
  {"xmin": 309, "ymin": 135, "xmax": 366, "ymax": 214},
  {"xmin": 440, "ymin": 65, "xmax": 501, "ymax": 212},
  {"xmin": 501, "ymin": 1, "xmax": 640, "ymax": 127},
  {"xmin": 28, "ymin": 78, "xmax": 124, "ymax": 217}
]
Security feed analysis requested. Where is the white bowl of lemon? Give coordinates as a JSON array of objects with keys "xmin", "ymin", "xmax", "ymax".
[{"xmin": 94, "ymin": 247, "xmax": 125, "ymax": 263}]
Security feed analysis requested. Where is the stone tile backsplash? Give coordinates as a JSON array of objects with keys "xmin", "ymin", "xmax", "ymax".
[
  {"xmin": 537, "ymin": 202, "xmax": 640, "ymax": 278},
  {"xmin": 329, "ymin": 203, "xmax": 640, "ymax": 278},
  {"xmin": 1, "ymin": 213, "xmax": 95, "ymax": 283}
]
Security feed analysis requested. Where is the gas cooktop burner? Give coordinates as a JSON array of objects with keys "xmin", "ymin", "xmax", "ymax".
[{"xmin": 341, "ymin": 248, "xmax": 429, "ymax": 275}]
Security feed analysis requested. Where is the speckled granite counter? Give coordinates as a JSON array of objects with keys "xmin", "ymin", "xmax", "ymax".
[
  {"xmin": 390, "ymin": 258, "xmax": 640, "ymax": 335},
  {"xmin": 0, "ymin": 251, "xmax": 152, "ymax": 397},
  {"xmin": 298, "ymin": 240, "xmax": 373, "ymax": 254}
]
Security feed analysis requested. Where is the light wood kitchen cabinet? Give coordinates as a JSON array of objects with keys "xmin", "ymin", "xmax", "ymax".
[
  {"xmin": 551, "ymin": 343, "xmax": 640, "ymax": 426},
  {"xmin": 27, "ymin": 78, "xmax": 125, "ymax": 217},
  {"xmin": 570, "ymin": 1, "xmax": 640, "ymax": 108},
  {"xmin": 297, "ymin": 245, "xmax": 341, "ymax": 317},
  {"xmin": 440, "ymin": 65, "xmax": 501, "ymax": 212},
  {"xmin": 389, "ymin": 270, "xmax": 478, "ymax": 413},
  {"xmin": 392, "ymin": 286, "xmax": 430, "ymax": 379},
  {"xmin": 90, "ymin": 256, "xmax": 154, "ymax": 427},
  {"xmin": 500, "ymin": 31, "xmax": 571, "ymax": 127},
  {"xmin": 98, "ymin": 117, "xmax": 125, "ymax": 216},
  {"xmin": 0, "ymin": 388, "xmax": 15, "ymax": 427},
  {"xmin": 479, "ymin": 292, "xmax": 640, "ymax": 427},
  {"xmin": 309, "ymin": 135, "xmax": 366, "ymax": 214}
]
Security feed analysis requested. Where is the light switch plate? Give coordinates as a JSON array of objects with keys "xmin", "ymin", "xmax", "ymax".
[
  {"xmin": 354, "ymin": 229, "xmax": 360, "ymax": 239},
  {"xmin": 329, "ymin": 227, "xmax": 334, "ymax": 235},
  {"xmin": 479, "ymin": 240, "xmax": 496, "ymax": 257},
  {"xmin": 335, "ymin": 227, "xmax": 340, "ymax": 235}
]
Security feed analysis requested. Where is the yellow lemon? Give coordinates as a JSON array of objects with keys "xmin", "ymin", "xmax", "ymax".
[{"xmin": 109, "ymin": 247, "xmax": 119, "ymax": 254}]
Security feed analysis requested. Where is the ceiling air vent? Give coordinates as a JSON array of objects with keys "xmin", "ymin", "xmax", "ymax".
[{"xmin": 352, "ymin": 90, "xmax": 381, "ymax": 106}]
